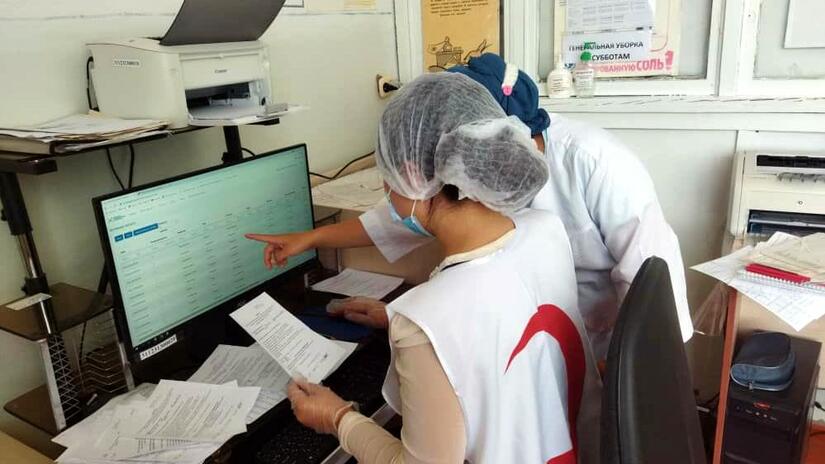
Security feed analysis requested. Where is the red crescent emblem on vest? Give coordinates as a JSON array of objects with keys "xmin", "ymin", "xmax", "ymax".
[{"xmin": 505, "ymin": 304, "xmax": 585, "ymax": 464}]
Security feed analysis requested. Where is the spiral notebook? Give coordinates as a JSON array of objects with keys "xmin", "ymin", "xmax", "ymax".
[{"xmin": 737, "ymin": 267, "xmax": 825, "ymax": 296}]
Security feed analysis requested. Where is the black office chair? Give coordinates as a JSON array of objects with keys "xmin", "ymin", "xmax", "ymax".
[{"xmin": 601, "ymin": 257, "xmax": 706, "ymax": 464}]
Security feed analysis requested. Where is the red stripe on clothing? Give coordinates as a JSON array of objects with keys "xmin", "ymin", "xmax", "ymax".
[
  {"xmin": 506, "ymin": 305, "xmax": 586, "ymax": 464},
  {"xmin": 547, "ymin": 448, "xmax": 576, "ymax": 464}
]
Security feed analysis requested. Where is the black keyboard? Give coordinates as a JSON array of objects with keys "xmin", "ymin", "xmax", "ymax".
[{"xmin": 255, "ymin": 335, "xmax": 391, "ymax": 464}]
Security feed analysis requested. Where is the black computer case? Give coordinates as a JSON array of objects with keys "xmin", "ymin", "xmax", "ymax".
[{"xmin": 723, "ymin": 336, "xmax": 821, "ymax": 464}]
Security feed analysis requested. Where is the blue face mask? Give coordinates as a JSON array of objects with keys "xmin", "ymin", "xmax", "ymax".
[{"xmin": 386, "ymin": 192, "xmax": 433, "ymax": 237}]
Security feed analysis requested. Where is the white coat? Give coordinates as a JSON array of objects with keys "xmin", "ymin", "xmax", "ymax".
[
  {"xmin": 383, "ymin": 210, "xmax": 601, "ymax": 464},
  {"xmin": 360, "ymin": 113, "xmax": 693, "ymax": 359}
]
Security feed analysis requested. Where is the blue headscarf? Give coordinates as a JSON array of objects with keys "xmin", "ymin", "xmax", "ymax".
[{"xmin": 447, "ymin": 53, "xmax": 550, "ymax": 136}]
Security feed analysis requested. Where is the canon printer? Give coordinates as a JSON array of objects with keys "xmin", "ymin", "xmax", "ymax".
[
  {"xmin": 727, "ymin": 152, "xmax": 825, "ymax": 239},
  {"xmin": 87, "ymin": 0, "xmax": 286, "ymax": 128}
]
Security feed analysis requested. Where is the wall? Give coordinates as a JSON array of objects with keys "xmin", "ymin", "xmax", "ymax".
[{"xmin": 0, "ymin": 0, "xmax": 397, "ymax": 455}]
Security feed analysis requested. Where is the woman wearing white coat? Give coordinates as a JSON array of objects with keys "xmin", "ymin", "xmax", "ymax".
[
  {"xmin": 260, "ymin": 73, "xmax": 602, "ymax": 463},
  {"xmin": 247, "ymin": 54, "xmax": 693, "ymax": 360}
]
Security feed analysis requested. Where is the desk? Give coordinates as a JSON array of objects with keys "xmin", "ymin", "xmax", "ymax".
[
  {"xmin": 0, "ymin": 122, "xmax": 281, "ymax": 432},
  {"xmin": 0, "ymin": 431, "xmax": 54, "ymax": 464}
]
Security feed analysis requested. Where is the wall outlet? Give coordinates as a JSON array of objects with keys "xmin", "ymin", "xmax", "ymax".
[{"xmin": 376, "ymin": 75, "xmax": 400, "ymax": 99}]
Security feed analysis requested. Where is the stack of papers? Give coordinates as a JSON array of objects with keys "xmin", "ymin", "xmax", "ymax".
[
  {"xmin": 692, "ymin": 233, "xmax": 825, "ymax": 331},
  {"xmin": 55, "ymin": 381, "xmax": 258, "ymax": 464},
  {"xmin": 312, "ymin": 167, "xmax": 385, "ymax": 212},
  {"xmin": 0, "ymin": 112, "xmax": 168, "ymax": 153},
  {"xmin": 311, "ymin": 268, "xmax": 403, "ymax": 300},
  {"xmin": 54, "ymin": 292, "xmax": 360, "ymax": 464},
  {"xmin": 749, "ymin": 232, "xmax": 825, "ymax": 283}
]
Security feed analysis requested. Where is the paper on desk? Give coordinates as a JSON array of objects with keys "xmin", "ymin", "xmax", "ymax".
[
  {"xmin": 188, "ymin": 344, "xmax": 291, "ymax": 423},
  {"xmin": 728, "ymin": 276, "xmax": 825, "ymax": 331},
  {"xmin": 312, "ymin": 268, "xmax": 403, "ymax": 300},
  {"xmin": 230, "ymin": 293, "xmax": 355, "ymax": 383},
  {"xmin": 692, "ymin": 246, "xmax": 754, "ymax": 283},
  {"xmin": 53, "ymin": 383, "xmax": 156, "ymax": 447},
  {"xmin": 313, "ymin": 167, "xmax": 385, "ymax": 210},
  {"xmin": 692, "ymin": 246, "xmax": 825, "ymax": 331},
  {"xmin": 116, "ymin": 380, "xmax": 258, "ymax": 442}
]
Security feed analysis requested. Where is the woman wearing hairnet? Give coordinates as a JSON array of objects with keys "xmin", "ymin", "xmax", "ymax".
[
  {"xmin": 272, "ymin": 73, "xmax": 602, "ymax": 463},
  {"xmin": 247, "ymin": 54, "xmax": 692, "ymax": 361}
]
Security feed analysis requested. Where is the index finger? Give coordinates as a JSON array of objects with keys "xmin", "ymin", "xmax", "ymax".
[{"xmin": 245, "ymin": 233, "xmax": 278, "ymax": 243}]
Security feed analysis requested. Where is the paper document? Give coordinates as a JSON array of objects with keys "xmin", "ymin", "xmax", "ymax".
[
  {"xmin": 230, "ymin": 293, "xmax": 355, "ymax": 383},
  {"xmin": 188, "ymin": 344, "xmax": 291, "ymax": 423},
  {"xmin": 312, "ymin": 268, "xmax": 403, "ymax": 300},
  {"xmin": 118, "ymin": 380, "xmax": 258, "ymax": 441},
  {"xmin": 54, "ymin": 383, "xmax": 156, "ymax": 448},
  {"xmin": 312, "ymin": 167, "xmax": 385, "ymax": 210},
  {"xmin": 566, "ymin": 0, "xmax": 655, "ymax": 33},
  {"xmin": 0, "ymin": 112, "xmax": 167, "ymax": 141},
  {"xmin": 728, "ymin": 276, "xmax": 825, "ymax": 331},
  {"xmin": 692, "ymin": 244, "xmax": 825, "ymax": 331},
  {"xmin": 189, "ymin": 104, "xmax": 305, "ymax": 127},
  {"xmin": 750, "ymin": 232, "xmax": 825, "ymax": 281}
]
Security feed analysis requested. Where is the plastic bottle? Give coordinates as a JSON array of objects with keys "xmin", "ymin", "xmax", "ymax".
[
  {"xmin": 547, "ymin": 55, "xmax": 573, "ymax": 98},
  {"xmin": 573, "ymin": 51, "xmax": 596, "ymax": 98}
]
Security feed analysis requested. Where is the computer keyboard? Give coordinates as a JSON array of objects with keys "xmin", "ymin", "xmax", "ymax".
[{"xmin": 255, "ymin": 335, "xmax": 391, "ymax": 464}]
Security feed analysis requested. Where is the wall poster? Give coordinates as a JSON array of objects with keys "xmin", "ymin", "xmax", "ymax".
[
  {"xmin": 555, "ymin": 0, "xmax": 681, "ymax": 77},
  {"xmin": 420, "ymin": 0, "xmax": 501, "ymax": 72}
]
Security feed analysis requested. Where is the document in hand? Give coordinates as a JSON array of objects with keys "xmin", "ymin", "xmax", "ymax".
[
  {"xmin": 188, "ymin": 344, "xmax": 293, "ymax": 423},
  {"xmin": 230, "ymin": 293, "xmax": 357, "ymax": 384}
]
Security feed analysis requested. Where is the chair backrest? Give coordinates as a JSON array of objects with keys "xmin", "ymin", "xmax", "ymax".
[{"xmin": 601, "ymin": 257, "xmax": 706, "ymax": 464}]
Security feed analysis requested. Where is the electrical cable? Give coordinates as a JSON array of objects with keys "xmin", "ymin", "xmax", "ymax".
[
  {"xmin": 242, "ymin": 147, "xmax": 257, "ymax": 158},
  {"xmin": 127, "ymin": 144, "xmax": 136, "ymax": 188},
  {"xmin": 106, "ymin": 149, "xmax": 125, "ymax": 190},
  {"xmin": 86, "ymin": 56, "xmax": 96, "ymax": 110},
  {"xmin": 309, "ymin": 151, "xmax": 374, "ymax": 181}
]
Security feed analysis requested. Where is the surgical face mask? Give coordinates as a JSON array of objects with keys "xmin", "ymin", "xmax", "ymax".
[{"xmin": 386, "ymin": 191, "xmax": 433, "ymax": 237}]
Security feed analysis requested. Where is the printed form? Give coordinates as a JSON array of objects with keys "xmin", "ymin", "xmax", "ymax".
[{"xmin": 230, "ymin": 293, "xmax": 357, "ymax": 383}]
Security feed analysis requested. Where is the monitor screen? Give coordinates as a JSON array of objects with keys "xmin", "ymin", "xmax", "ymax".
[{"xmin": 95, "ymin": 145, "xmax": 316, "ymax": 355}]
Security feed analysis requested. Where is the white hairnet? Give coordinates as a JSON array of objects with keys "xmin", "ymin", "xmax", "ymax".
[{"xmin": 375, "ymin": 73, "xmax": 548, "ymax": 213}]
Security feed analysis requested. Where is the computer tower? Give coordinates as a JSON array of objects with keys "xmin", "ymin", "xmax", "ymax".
[{"xmin": 722, "ymin": 336, "xmax": 821, "ymax": 463}]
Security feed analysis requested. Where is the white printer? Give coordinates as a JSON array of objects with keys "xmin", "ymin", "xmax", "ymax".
[
  {"xmin": 727, "ymin": 152, "xmax": 825, "ymax": 238},
  {"xmin": 88, "ymin": 0, "xmax": 285, "ymax": 128}
]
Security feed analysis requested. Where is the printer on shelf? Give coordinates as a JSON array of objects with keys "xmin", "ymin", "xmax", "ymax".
[
  {"xmin": 727, "ymin": 152, "xmax": 825, "ymax": 239},
  {"xmin": 87, "ymin": 0, "xmax": 286, "ymax": 128}
]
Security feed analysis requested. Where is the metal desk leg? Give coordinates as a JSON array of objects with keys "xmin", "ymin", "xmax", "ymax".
[{"xmin": 0, "ymin": 171, "xmax": 79, "ymax": 430}]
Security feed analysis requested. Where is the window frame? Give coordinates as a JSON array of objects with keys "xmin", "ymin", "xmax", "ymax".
[{"xmin": 719, "ymin": 0, "xmax": 825, "ymax": 97}]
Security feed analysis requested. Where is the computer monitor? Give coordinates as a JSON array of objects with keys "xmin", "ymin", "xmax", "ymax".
[{"xmin": 93, "ymin": 144, "xmax": 317, "ymax": 362}]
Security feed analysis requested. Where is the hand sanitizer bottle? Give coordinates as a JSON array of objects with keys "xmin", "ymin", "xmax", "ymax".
[
  {"xmin": 573, "ymin": 51, "xmax": 596, "ymax": 98},
  {"xmin": 547, "ymin": 55, "xmax": 573, "ymax": 98}
]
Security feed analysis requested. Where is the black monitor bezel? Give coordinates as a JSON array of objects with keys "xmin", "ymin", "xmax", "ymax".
[{"xmin": 92, "ymin": 143, "xmax": 318, "ymax": 362}]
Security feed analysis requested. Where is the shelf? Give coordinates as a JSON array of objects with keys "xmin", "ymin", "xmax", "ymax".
[
  {"xmin": 0, "ymin": 283, "xmax": 112, "ymax": 341},
  {"xmin": 4, "ymin": 385, "xmax": 60, "ymax": 436},
  {"xmin": 0, "ymin": 118, "xmax": 281, "ymax": 176}
]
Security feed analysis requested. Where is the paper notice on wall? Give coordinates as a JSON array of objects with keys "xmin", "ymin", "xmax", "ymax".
[
  {"xmin": 562, "ymin": 30, "xmax": 652, "ymax": 64},
  {"xmin": 556, "ymin": 0, "xmax": 680, "ymax": 77},
  {"xmin": 566, "ymin": 0, "xmax": 655, "ymax": 34},
  {"xmin": 421, "ymin": 0, "xmax": 500, "ymax": 73}
]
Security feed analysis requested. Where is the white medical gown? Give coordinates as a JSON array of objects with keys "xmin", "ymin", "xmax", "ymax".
[{"xmin": 360, "ymin": 113, "xmax": 693, "ymax": 358}]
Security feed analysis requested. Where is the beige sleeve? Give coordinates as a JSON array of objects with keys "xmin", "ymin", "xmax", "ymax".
[{"xmin": 337, "ymin": 315, "xmax": 467, "ymax": 464}]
